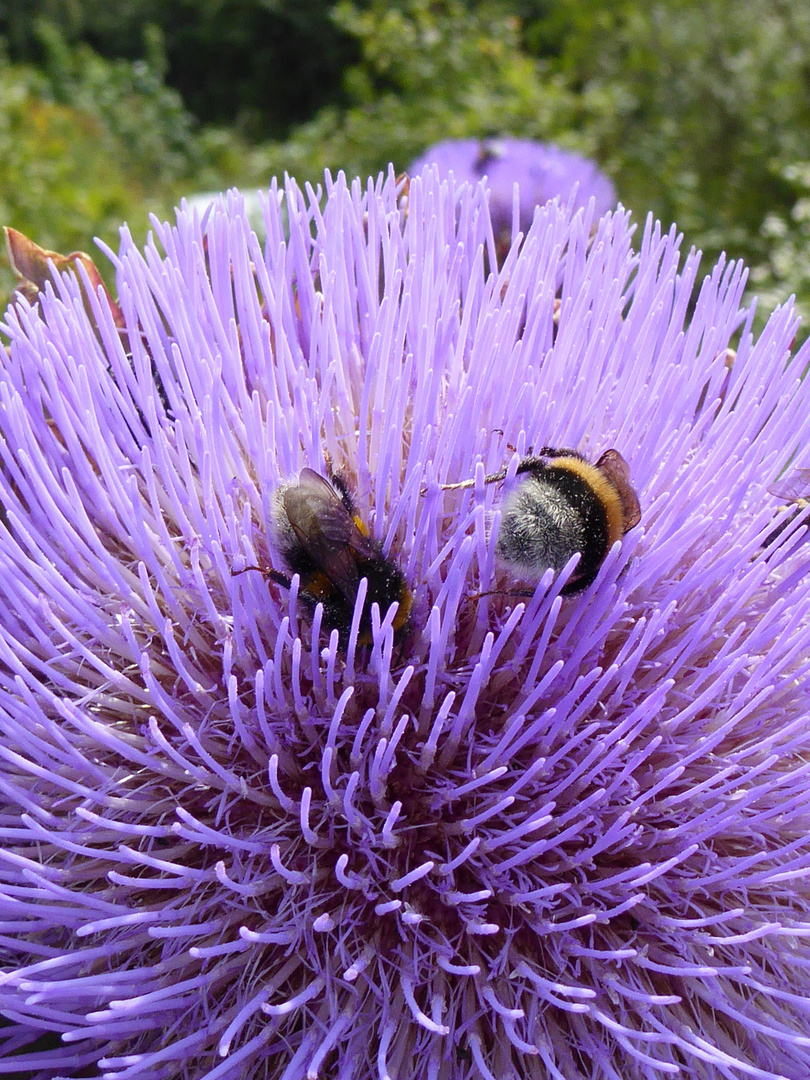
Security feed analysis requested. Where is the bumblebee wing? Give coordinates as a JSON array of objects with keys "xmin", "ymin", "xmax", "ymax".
[
  {"xmin": 595, "ymin": 449, "xmax": 642, "ymax": 531},
  {"xmin": 292, "ymin": 468, "xmax": 352, "ymax": 519},
  {"xmin": 282, "ymin": 470, "xmax": 374, "ymax": 599},
  {"xmin": 297, "ymin": 469, "xmax": 381, "ymax": 552},
  {"xmin": 769, "ymin": 468, "xmax": 810, "ymax": 504}
]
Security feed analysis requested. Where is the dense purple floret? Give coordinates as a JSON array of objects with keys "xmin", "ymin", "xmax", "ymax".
[{"xmin": 0, "ymin": 167, "xmax": 809, "ymax": 1080}]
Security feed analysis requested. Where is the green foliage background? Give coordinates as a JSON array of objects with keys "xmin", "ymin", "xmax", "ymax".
[{"xmin": 2, "ymin": 0, "xmax": 810, "ymax": 326}]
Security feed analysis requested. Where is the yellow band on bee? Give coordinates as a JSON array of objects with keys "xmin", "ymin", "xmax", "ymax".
[
  {"xmin": 548, "ymin": 456, "xmax": 625, "ymax": 547},
  {"xmin": 392, "ymin": 584, "xmax": 413, "ymax": 631}
]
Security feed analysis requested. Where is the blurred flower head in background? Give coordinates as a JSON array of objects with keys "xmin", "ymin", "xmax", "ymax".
[
  {"xmin": 1, "ymin": 168, "xmax": 810, "ymax": 1080},
  {"xmin": 409, "ymin": 138, "xmax": 617, "ymax": 259}
]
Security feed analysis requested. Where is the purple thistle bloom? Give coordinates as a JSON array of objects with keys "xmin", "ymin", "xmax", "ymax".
[
  {"xmin": 409, "ymin": 138, "xmax": 617, "ymax": 256},
  {"xmin": 1, "ymin": 168, "xmax": 810, "ymax": 1080}
]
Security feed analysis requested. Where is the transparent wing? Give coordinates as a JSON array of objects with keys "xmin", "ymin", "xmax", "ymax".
[
  {"xmin": 282, "ymin": 470, "xmax": 379, "ymax": 600},
  {"xmin": 595, "ymin": 448, "xmax": 642, "ymax": 531},
  {"xmin": 769, "ymin": 467, "xmax": 810, "ymax": 505}
]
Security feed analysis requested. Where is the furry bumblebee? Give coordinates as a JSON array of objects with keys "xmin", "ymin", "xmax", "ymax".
[{"xmin": 444, "ymin": 447, "xmax": 641, "ymax": 592}]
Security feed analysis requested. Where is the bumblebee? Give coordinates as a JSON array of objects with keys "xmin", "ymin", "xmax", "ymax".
[
  {"xmin": 444, "ymin": 446, "xmax": 641, "ymax": 593},
  {"xmin": 238, "ymin": 468, "xmax": 412, "ymax": 645}
]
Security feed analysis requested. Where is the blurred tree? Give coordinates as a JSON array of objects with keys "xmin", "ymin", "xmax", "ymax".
[
  {"xmin": 0, "ymin": 0, "xmax": 359, "ymax": 138},
  {"xmin": 0, "ymin": 24, "xmax": 265, "ymax": 300},
  {"xmin": 34, "ymin": 19, "xmax": 200, "ymax": 184},
  {"xmin": 535, "ymin": 0, "xmax": 810, "ymax": 268},
  {"xmin": 254, "ymin": 0, "xmax": 581, "ymax": 183},
  {"xmin": 749, "ymin": 162, "xmax": 810, "ymax": 331},
  {"xmin": 0, "ymin": 50, "xmax": 155, "ymax": 256}
]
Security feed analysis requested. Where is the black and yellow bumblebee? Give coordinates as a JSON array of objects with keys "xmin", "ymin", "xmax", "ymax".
[
  {"xmin": 444, "ymin": 446, "xmax": 641, "ymax": 593},
  {"xmin": 238, "ymin": 468, "xmax": 412, "ymax": 646}
]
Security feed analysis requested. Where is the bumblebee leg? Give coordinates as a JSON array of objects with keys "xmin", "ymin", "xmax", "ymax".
[
  {"xmin": 267, "ymin": 569, "xmax": 292, "ymax": 590},
  {"xmin": 231, "ymin": 565, "xmax": 292, "ymax": 589}
]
